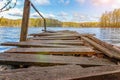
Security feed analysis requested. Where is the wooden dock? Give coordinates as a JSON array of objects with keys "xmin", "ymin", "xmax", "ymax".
[
  {"xmin": 0, "ymin": 0, "xmax": 120, "ymax": 80},
  {"xmin": 1, "ymin": 30, "xmax": 120, "ymax": 80}
]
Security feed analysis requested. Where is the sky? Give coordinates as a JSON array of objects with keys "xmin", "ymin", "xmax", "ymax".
[{"xmin": 0, "ymin": 0, "xmax": 120, "ymax": 22}]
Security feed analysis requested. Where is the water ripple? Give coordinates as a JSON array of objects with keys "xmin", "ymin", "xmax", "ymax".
[{"xmin": 0, "ymin": 27, "xmax": 120, "ymax": 52}]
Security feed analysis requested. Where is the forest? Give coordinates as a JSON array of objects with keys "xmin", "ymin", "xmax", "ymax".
[
  {"xmin": 100, "ymin": 8, "xmax": 120, "ymax": 27},
  {"xmin": 0, "ymin": 18, "xmax": 62, "ymax": 27},
  {"xmin": 62, "ymin": 22, "xmax": 99, "ymax": 27},
  {"xmin": 0, "ymin": 17, "xmax": 99, "ymax": 27}
]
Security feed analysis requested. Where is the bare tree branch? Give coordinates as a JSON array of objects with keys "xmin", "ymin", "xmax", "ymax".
[
  {"xmin": 0, "ymin": 0, "xmax": 17, "ymax": 13},
  {"xmin": 0, "ymin": 0, "xmax": 11, "ymax": 11}
]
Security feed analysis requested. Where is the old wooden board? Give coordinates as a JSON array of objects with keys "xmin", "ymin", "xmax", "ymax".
[
  {"xmin": 38, "ymin": 34, "xmax": 95, "ymax": 38},
  {"xmin": 0, "ymin": 53, "xmax": 115, "ymax": 66},
  {"xmin": 29, "ymin": 30, "xmax": 79, "ymax": 36},
  {"xmin": 87, "ymin": 36, "xmax": 120, "ymax": 55},
  {"xmin": 0, "ymin": 65, "xmax": 120, "ymax": 80},
  {"xmin": 29, "ymin": 37, "xmax": 78, "ymax": 40},
  {"xmin": 1, "ymin": 40, "xmax": 84, "ymax": 47},
  {"xmin": 1, "ymin": 42, "xmax": 81, "ymax": 48},
  {"xmin": 5, "ymin": 47, "xmax": 95, "ymax": 55},
  {"xmin": 29, "ymin": 32, "xmax": 95, "ymax": 37},
  {"xmin": 34, "ymin": 35, "xmax": 79, "ymax": 38},
  {"xmin": 27, "ymin": 40, "xmax": 83, "ymax": 43},
  {"xmin": 29, "ymin": 33, "xmax": 79, "ymax": 37},
  {"xmin": 81, "ymin": 37, "xmax": 120, "ymax": 60},
  {"xmin": 29, "ymin": 34, "xmax": 95, "ymax": 40},
  {"xmin": 57, "ymin": 30, "xmax": 79, "ymax": 33}
]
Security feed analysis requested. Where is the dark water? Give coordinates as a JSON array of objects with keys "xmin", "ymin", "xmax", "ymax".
[{"xmin": 0, "ymin": 27, "xmax": 120, "ymax": 52}]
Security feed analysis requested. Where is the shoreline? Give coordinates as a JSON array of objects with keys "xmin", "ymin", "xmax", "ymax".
[{"xmin": 0, "ymin": 26, "xmax": 120, "ymax": 28}]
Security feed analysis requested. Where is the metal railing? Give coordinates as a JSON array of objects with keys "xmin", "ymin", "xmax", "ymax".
[{"xmin": 30, "ymin": 1, "xmax": 46, "ymax": 32}]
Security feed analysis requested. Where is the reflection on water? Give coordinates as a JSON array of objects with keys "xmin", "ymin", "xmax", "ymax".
[
  {"xmin": 0, "ymin": 27, "xmax": 120, "ymax": 52},
  {"xmin": 100, "ymin": 28, "xmax": 120, "ymax": 45}
]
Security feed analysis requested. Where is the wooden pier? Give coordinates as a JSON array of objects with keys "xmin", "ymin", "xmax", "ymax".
[
  {"xmin": 1, "ymin": 30, "xmax": 120, "ymax": 80},
  {"xmin": 0, "ymin": 0, "xmax": 120, "ymax": 80}
]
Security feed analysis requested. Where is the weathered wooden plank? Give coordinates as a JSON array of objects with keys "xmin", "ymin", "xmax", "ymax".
[
  {"xmin": 87, "ymin": 36, "xmax": 120, "ymax": 55},
  {"xmin": 57, "ymin": 30, "xmax": 78, "ymax": 33},
  {"xmin": 82, "ymin": 37, "xmax": 120, "ymax": 60},
  {"xmin": 34, "ymin": 35, "xmax": 79, "ymax": 38},
  {"xmin": 29, "ymin": 32, "xmax": 78, "ymax": 37},
  {"xmin": 0, "ymin": 53, "xmax": 115, "ymax": 66},
  {"xmin": 29, "ymin": 32, "xmax": 95, "ymax": 37},
  {"xmin": 1, "ymin": 40, "xmax": 84, "ymax": 47},
  {"xmin": 29, "ymin": 31, "xmax": 78, "ymax": 36},
  {"xmin": 5, "ymin": 47, "xmax": 95, "ymax": 55},
  {"xmin": 27, "ymin": 39, "xmax": 82, "ymax": 42},
  {"xmin": 30, "ymin": 37, "xmax": 78, "ymax": 40},
  {"xmin": 29, "ymin": 32, "xmax": 76, "ymax": 36},
  {"xmin": 39, "ymin": 34, "xmax": 95, "ymax": 38},
  {"xmin": 1, "ymin": 42, "xmax": 81, "ymax": 48},
  {"xmin": 0, "ymin": 65, "xmax": 120, "ymax": 80},
  {"xmin": 29, "ymin": 33, "xmax": 95, "ymax": 40}
]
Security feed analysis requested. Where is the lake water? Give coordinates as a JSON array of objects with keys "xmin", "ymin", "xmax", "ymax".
[{"xmin": 0, "ymin": 27, "xmax": 120, "ymax": 52}]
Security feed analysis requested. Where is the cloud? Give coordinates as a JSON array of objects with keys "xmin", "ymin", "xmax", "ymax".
[
  {"xmin": 0, "ymin": 8, "xmax": 23, "ymax": 19},
  {"xmin": 46, "ymin": 14, "xmax": 56, "ymax": 19},
  {"xmin": 76, "ymin": 0, "xmax": 85, "ymax": 4},
  {"xmin": 65, "ymin": 12, "xmax": 99, "ymax": 22},
  {"xmin": 35, "ymin": 0, "xmax": 50, "ymax": 5},
  {"xmin": 91, "ymin": 0, "xmax": 113, "ymax": 6},
  {"xmin": 59, "ymin": 0, "xmax": 64, "ymax": 3},
  {"xmin": 76, "ymin": 0, "xmax": 120, "ymax": 9},
  {"xmin": 65, "ymin": 0, "xmax": 70, "ymax": 5},
  {"xmin": 16, "ymin": 0, "xmax": 24, "ymax": 6},
  {"xmin": 57, "ymin": 12, "xmax": 98, "ymax": 22},
  {"xmin": 71, "ymin": 12, "xmax": 90, "ymax": 22},
  {"xmin": 0, "ymin": 0, "xmax": 7, "ymax": 9},
  {"xmin": 12, "ymin": 0, "xmax": 17, "ymax": 3},
  {"xmin": 31, "ymin": 12, "xmax": 43, "ymax": 17},
  {"xmin": 89, "ymin": 16, "xmax": 100, "ymax": 21},
  {"xmin": 59, "ymin": 0, "xmax": 70, "ymax": 5},
  {"xmin": 8, "ymin": 8, "xmax": 23, "ymax": 17},
  {"xmin": 0, "ymin": 0, "xmax": 22, "ymax": 12},
  {"xmin": 31, "ymin": 12, "xmax": 56, "ymax": 19},
  {"xmin": 91, "ymin": 0, "xmax": 120, "ymax": 9},
  {"xmin": 58, "ymin": 12, "xmax": 68, "ymax": 17},
  {"xmin": 57, "ymin": 12, "xmax": 68, "ymax": 21}
]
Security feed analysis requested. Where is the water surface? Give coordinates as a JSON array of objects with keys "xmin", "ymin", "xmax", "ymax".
[{"xmin": 0, "ymin": 27, "xmax": 120, "ymax": 52}]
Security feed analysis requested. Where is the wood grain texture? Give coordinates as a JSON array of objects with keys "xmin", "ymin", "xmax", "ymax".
[
  {"xmin": 0, "ymin": 53, "xmax": 115, "ymax": 66},
  {"xmin": 5, "ymin": 47, "xmax": 95, "ymax": 55},
  {"xmin": 0, "ymin": 65, "xmax": 120, "ymax": 80},
  {"xmin": 82, "ymin": 36, "xmax": 120, "ymax": 60},
  {"xmin": 20, "ymin": 0, "xmax": 30, "ymax": 41},
  {"xmin": 1, "ymin": 40, "xmax": 84, "ymax": 47}
]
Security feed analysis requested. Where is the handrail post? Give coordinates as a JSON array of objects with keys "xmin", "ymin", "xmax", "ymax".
[
  {"xmin": 30, "ymin": 2, "xmax": 47, "ymax": 32},
  {"xmin": 20, "ymin": 0, "xmax": 30, "ymax": 42},
  {"xmin": 44, "ymin": 19, "xmax": 46, "ymax": 32}
]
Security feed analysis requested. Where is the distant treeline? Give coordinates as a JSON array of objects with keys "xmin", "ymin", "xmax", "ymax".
[
  {"xmin": 0, "ymin": 18, "xmax": 21, "ymax": 27},
  {"xmin": 0, "ymin": 18, "xmax": 62, "ymax": 27},
  {"xmin": 100, "ymin": 8, "xmax": 120, "ymax": 27},
  {"xmin": 0, "ymin": 18, "xmax": 99, "ymax": 27},
  {"xmin": 62, "ymin": 22, "xmax": 99, "ymax": 27}
]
